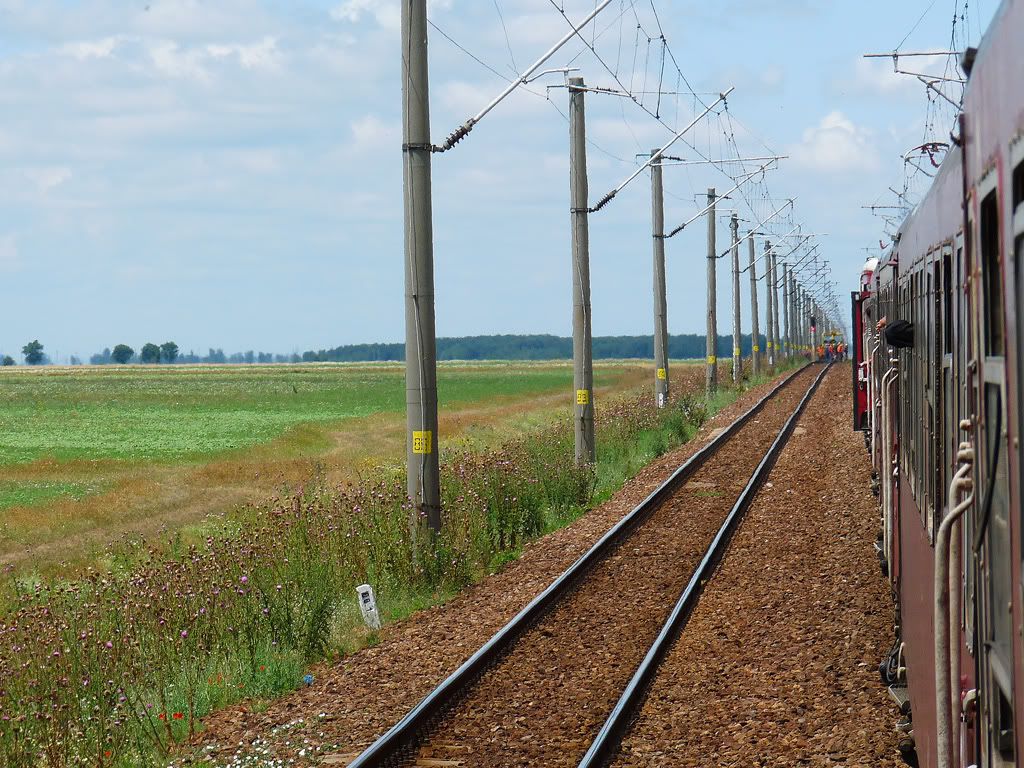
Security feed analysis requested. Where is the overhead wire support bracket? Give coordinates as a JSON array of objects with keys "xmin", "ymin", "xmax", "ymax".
[
  {"xmin": 862, "ymin": 50, "xmax": 962, "ymax": 58},
  {"xmin": 661, "ymin": 159, "xmax": 778, "ymax": 239},
  {"xmin": 587, "ymin": 87, "xmax": 735, "ymax": 214},
  {"xmin": 433, "ymin": 0, "xmax": 614, "ymax": 153},
  {"xmin": 653, "ymin": 154, "xmax": 787, "ymax": 167},
  {"xmin": 916, "ymin": 75, "xmax": 962, "ymax": 108},
  {"xmin": 719, "ymin": 200, "xmax": 795, "ymax": 260}
]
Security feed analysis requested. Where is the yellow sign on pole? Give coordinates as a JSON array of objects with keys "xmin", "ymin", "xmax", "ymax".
[
  {"xmin": 412, "ymin": 430, "xmax": 433, "ymax": 455},
  {"xmin": 656, "ymin": 368, "xmax": 667, "ymax": 380},
  {"xmin": 576, "ymin": 389, "xmax": 590, "ymax": 405}
]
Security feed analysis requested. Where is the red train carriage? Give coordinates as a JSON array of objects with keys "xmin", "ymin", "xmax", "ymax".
[
  {"xmin": 853, "ymin": 257, "xmax": 880, "ymax": 432},
  {"xmin": 851, "ymin": 1, "xmax": 1023, "ymax": 765}
]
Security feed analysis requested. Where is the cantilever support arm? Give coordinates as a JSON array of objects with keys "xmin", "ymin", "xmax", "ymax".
[
  {"xmin": 434, "ymin": 0, "xmax": 614, "ymax": 152},
  {"xmin": 661, "ymin": 161, "xmax": 779, "ymax": 239},
  {"xmin": 588, "ymin": 87, "xmax": 735, "ymax": 213}
]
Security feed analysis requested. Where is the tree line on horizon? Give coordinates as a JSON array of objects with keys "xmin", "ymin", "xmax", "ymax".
[
  {"xmin": 4, "ymin": 333, "xmax": 768, "ymax": 367},
  {"xmin": 299, "ymin": 333, "xmax": 767, "ymax": 362}
]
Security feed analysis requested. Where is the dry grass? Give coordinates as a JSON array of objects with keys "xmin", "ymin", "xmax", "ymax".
[{"xmin": 0, "ymin": 361, "xmax": 654, "ymax": 575}]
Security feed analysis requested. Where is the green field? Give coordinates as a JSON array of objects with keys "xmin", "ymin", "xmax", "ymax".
[
  {"xmin": 0, "ymin": 362, "xmax": 613, "ymax": 464},
  {"xmin": 0, "ymin": 361, "xmax": 649, "ymax": 568}
]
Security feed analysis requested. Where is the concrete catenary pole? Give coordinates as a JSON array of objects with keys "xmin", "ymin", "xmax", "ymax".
[
  {"xmin": 780, "ymin": 261, "xmax": 789, "ymax": 359},
  {"xmin": 798, "ymin": 290, "xmax": 806, "ymax": 356},
  {"xmin": 650, "ymin": 150, "xmax": 669, "ymax": 408},
  {"xmin": 747, "ymin": 235, "xmax": 761, "ymax": 377},
  {"xmin": 730, "ymin": 213, "xmax": 741, "ymax": 384},
  {"xmin": 569, "ymin": 77, "xmax": 595, "ymax": 463},
  {"xmin": 705, "ymin": 188, "xmax": 718, "ymax": 394},
  {"xmin": 770, "ymin": 248, "xmax": 781, "ymax": 364},
  {"xmin": 791, "ymin": 273, "xmax": 800, "ymax": 356},
  {"xmin": 795, "ymin": 277, "xmax": 802, "ymax": 354},
  {"xmin": 401, "ymin": 0, "xmax": 441, "ymax": 533},
  {"xmin": 764, "ymin": 241, "xmax": 775, "ymax": 367}
]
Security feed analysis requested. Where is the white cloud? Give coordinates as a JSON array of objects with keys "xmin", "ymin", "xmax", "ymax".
[
  {"xmin": 206, "ymin": 37, "xmax": 281, "ymax": 71},
  {"xmin": 148, "ymin": 40, "xmax": 210, "ymax": 80},
  {"xmin": 59, "ymin": 36, "xmax": 123, "ymax": 60},
  {"xmin": 24, "ymin": 166, "xmax": 72, "ymax": 193},
  {"xmin": 350, "ymin": 114, "xmax": 400, "ymax": 151},
  {"xmin": 330, "ymin": 0, "xmax": 451, "ymax": 29},
  {"xmin": 330, "ymin": 0, "xmax": 401, "ymax": 29},
  {"xmin": 790, "ymin": 111, "xmax": 880, "ymax": 174},
  {"xmin": 760, "ymin": 66, "xmax": 784, "ymax": 89},
  {"xmin": 221, "ymin": 148, "xmax": 282, "ymax": 174},
  {"xmin": 147, "ymin": 37, "xmax": 282, "ymax": 80},
  {"xmin": 0, "ymin": 235, "xmax": 19, "ymax": 272},
  {"xmin": 850, "ymin": 57, "xmax": 914, "ymax": 96}
]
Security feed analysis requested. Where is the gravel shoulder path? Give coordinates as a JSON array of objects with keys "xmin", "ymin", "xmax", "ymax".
[
  {"xmin": 194, "ymin": 369, "xmax": 803, "ymax": 766},
  {"xmin": 613, "ymin": 365, "xmax": 900, "ymax": 767}
]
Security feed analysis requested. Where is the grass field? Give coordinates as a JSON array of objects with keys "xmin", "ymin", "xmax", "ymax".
[{"xmin": 0, "ymin": 361, "xmax": 650, "ymax": 571}]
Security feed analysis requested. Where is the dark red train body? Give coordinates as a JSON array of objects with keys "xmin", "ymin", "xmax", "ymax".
[{"xmin": 850, "ymin": 1, "xmax": 1023, "ymax": 765}]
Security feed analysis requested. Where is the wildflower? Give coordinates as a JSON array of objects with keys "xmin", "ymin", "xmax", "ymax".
[
  {"xmin": 180, "ymin": 630, "xmax": 188, "ymax": 639},
  {"xmin": 158, "ymin": 713, "xmax": 166, "ymax": 721},
  {"xmin": 172, "ymin": 712, "xmax": 184, "ymax": 720},
  {"xmin": 303, "ymin": 674, "xmax": 314, "ymax": 687}
]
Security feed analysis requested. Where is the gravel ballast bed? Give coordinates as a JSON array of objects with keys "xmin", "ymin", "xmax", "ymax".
[
  {"xmin": 195, "ymin": 369, "xmax": 804, "ymax": 766},
  {"xmin": 412, "ymin": 366, "xmax": 820, "ymax": 767},
  {"xmin": 612, "ymin": 366, "xmax": 900, "ymax": 767}
]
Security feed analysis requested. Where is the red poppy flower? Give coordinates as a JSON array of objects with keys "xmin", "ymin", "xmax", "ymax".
[
  {"xmin": 158, "ymin": 713, "xmax": 166, "ymax": 721},
  {"xmin": 172, "ymin": 712, "xmax": 184, "ymax": 720}
]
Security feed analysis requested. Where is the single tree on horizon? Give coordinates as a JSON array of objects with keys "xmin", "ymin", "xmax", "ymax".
[
  {"xmin": 139, "ymin": 343, "xmax": 161, "ymax": 364},
  {"xmin": 160, "ymin": 341, "xmax": 179, "ymax": 364},
  {"xmin": 111, "ymin": 344, "xmax": 134, "ymax": 365},
  {"xmin": 1, "ymin": 355, "xmax": 14, "ymax": 367},
  {"xmin": 22, "ymin": 340, "xmax": 45, "ymax": 365}
]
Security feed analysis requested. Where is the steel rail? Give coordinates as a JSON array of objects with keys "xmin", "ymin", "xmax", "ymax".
[
  {"xmin": 346, "ymin": 363, "xmax": 812, "ymax": 768},
  {"xmin": 577, "ymin": 362, "xmax": 832, "ymax": 768}
]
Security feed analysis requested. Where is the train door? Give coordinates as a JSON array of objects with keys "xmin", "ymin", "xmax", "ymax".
[
  {"xmin": 942, "ymin": 245, "xmax": 954, "ymax": 518},
  {"xmin": 975, "ymin": 171, "xmax": 1014, "ymax": 767},
  {"xmin": 1014, "ymin": 143, "xmax": 1024, "ymax": 636}
]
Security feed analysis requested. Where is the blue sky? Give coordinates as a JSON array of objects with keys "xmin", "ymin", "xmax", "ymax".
[{"xmin": 0, "ymin": 0, "xmax": 996, "ymax": 360}]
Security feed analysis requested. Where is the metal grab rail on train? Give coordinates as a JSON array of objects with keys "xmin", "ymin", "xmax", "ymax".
[{"xmin": 934, "ymin": 439, "xmax": 974, "ymax": 768}]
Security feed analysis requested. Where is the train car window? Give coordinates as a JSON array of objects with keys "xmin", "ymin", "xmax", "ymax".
[
  {"xmin": 1014, "ymin": 153, "xmax": 1024, "ymax": 565},
  {"xmin": 925, "ymin": 268, "xmax": 934, "ymax": 526},
  {"xmin": 943, "ymin": 249, "xmax": 953, "ymax": 355},
  {"xmin": 1013, "ymin": 155, "xmax": 1024, "ymax": 213},
  {"xmin": 980, "ymin": 189, "xmax": 1005, "ymax": 355}
]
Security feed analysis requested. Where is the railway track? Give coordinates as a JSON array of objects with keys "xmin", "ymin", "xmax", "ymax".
[{"xmin": 348, "ymin": 363, "xmax": 830, "ymax": 768}]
